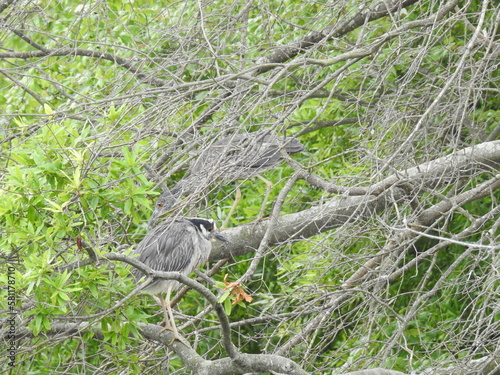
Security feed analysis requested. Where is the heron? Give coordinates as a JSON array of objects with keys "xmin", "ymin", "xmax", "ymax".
[
  {"xmin": 133, "ymin": 217, "xmax": 229, "ymax": 342},
  {"xmin": 151, "ymin": 130, "xmax": 304, "ymax": 227}
]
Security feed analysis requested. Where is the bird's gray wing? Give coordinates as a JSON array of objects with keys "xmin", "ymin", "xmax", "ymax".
[
  {"xmin": 132, "ymin": 220, "xmax": 197, "ymax": 277},
  {"xmin": 233, "ymin": 133, "xmax": 304, "ymax": 169},
  {"xmin": 212, "ymin": 134, "xmax": 280, "ymax": 169},
  {"xmin": 237, "ymin": 146, "xmax": 281, "ymax": 169},
  {"xmin": 188, "ymin": 132, "xmax": 303, "ymax": 179}
]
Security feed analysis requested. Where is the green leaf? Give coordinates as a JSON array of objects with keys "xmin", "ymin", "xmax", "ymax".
[
  {"xmin": 224, "ymin": 296, "xmax": 232, "ymax": 316},
  {"xmin": 58, "ymin": 292, "xmax": 70, "ymax": 301},
  {"xmin": 218, "ymin": 290, "xmax": 230, "ymax": 303},
  {"xmin": 73, "ymin": 166, "xmax": 81, "ymax": 188},
  {"xmin": 88, "ymin": 283, "xmax": 98, "ymax": 297},
  {"xmin": 32, "ymin": 315, "xmax": 43, "ymax": 336},
  {"xmin": 43, "ymin": 316, "xmax": 51, "ymax": 331},
  {"xmin": 44, "ymin": 198, "xmax": 63, "ymax": 212},
  {"xmin": 43, "ymin": 103, "xmax": 54, "ymax": 115}
]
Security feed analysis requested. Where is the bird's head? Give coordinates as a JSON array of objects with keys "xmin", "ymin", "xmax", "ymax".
[
  {"xmin": 187, "ymin": 218, "xmax": 231, "ymax": 243},
  {"xmin": 148, "ymin": 190, "xmax": 180, "ymax": 228}
]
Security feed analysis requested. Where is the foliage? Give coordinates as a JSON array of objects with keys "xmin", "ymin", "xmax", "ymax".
[{"xmin": 0, "ymin": 0, "xmax": 499, "ymax": 374}]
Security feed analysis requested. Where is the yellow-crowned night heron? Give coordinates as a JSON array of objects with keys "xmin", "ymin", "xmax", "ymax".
[
  {"xmin": 133, "ymin": 217, "xmax": 229, "ymax": 341},
  {"xmin": 150, "ymin": 130, "xmax": 304, "ymax": 226}
]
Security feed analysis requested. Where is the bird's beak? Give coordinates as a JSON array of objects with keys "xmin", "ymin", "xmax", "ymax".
[
  {"xmin": 147, "ymin": 209, "xmax": 161, "ymax": 228},
  {"xmin": 213, "ymin": 232, "xmax": 231, "ymax": 243},
  {"xmin": 148, "ymin": 205, "xmax": 171, "ymax": 228}
]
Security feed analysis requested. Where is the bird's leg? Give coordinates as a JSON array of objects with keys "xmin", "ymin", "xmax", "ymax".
[
  {"xmin": 256, "ymin": 175, "xmax": 273, "ymax": 221},
  {"xmin": 157, "ymin": 294, "xmax": 173, "ymax": 331},
  {"xmin": 222, "ymin": 187, "xmax": 242, "ymax": 229},
  {"xmin": 158, "ymin": 288, "xmax": 181, "ymax": 344},
  {"xmin": 165, "ymin": 287, "xmax": 179, "ymax": 338}
]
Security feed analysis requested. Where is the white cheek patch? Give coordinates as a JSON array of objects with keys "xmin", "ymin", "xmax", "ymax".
[{"xmin": 199, "ymin": 224, "xmax": 211, "ymax": 238}]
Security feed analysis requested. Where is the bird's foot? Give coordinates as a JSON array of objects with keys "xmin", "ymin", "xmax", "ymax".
[
  {"xmin": 159, "ymin": 326, "xmax": 179, "ymax": 345},
  {"xmin": 158, "ymin": 325, "xmax": 189, "ymax": 346},
  {"xmin": 158, "ymin": 324, "xmax": 173, "ymax": 333}
]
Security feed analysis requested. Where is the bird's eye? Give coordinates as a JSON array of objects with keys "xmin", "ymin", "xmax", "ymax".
[{"xmin": 158, "ymin": 203, "xmax": 163, "ymax": 207}]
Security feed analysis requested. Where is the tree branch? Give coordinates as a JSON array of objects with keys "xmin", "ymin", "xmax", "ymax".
[
  {"xmin": 103, "ymin": 253, "xmax": 240, "ymax": 359},
  {"xmin": 371, "ymin": 140, "xmax": 500, "ymax": 194},
  {"xmin": 0, "ymin": 47, "xmax": 168, "ymax": 87},
  {"xmin": 211, "ymin": 188, "xmax": 402, "ymax": 260},
  {"xmin": 0, "ymin": 0, "xmax": 17, "ymax": 14},
  {"xmin": 343, "ymin": 173, "xmax": 500, "ymax": 289},
  {"xmin": 255, "ymin": 0, "xmax": 420, "ymax": 74},
  {"xmin": 212, "ymin": 140, "xmax": 500, "ymax": 260}
]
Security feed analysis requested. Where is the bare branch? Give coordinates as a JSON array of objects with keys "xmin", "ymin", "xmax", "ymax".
[
  {"xmin": 212, "ymin": 141, "xmax": 500, "ymax": 260},
  {"xmin": 255, "ymin": 0, "xmax": 420, "ymax": 73},
  {"xmin": 0, "ymin": 47, "xmax": 168, "ymax": 87}
]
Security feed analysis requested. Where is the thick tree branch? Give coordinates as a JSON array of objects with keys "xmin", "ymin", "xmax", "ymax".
[
  {"xmin": 371, "ymin": 140, "xmax": 500, "ymax": 194},
  {"xmin": 343, "ymin": 173, "xmax": 500, "ymax": 289},
  {"xmin": 274, "ymin": 172, "xmax": 500, "ymax": 355},
  {"xmin": 211, "ymin": 188, "xmax": 402, "ymax": 260},
  {"xmin": 54, "ymin": 142, "xmax": 500, "ymax": 272},
  {"xmin": 212, "ymin": 141, "xmax": 500, "ymax": 261},
  {"xmin": 6, "ymin": 318, "xmax": 497, "ymax": 375},
  {"xmin": 3, "ymin": 320, "xmax": 309, "ymax": 375}
]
